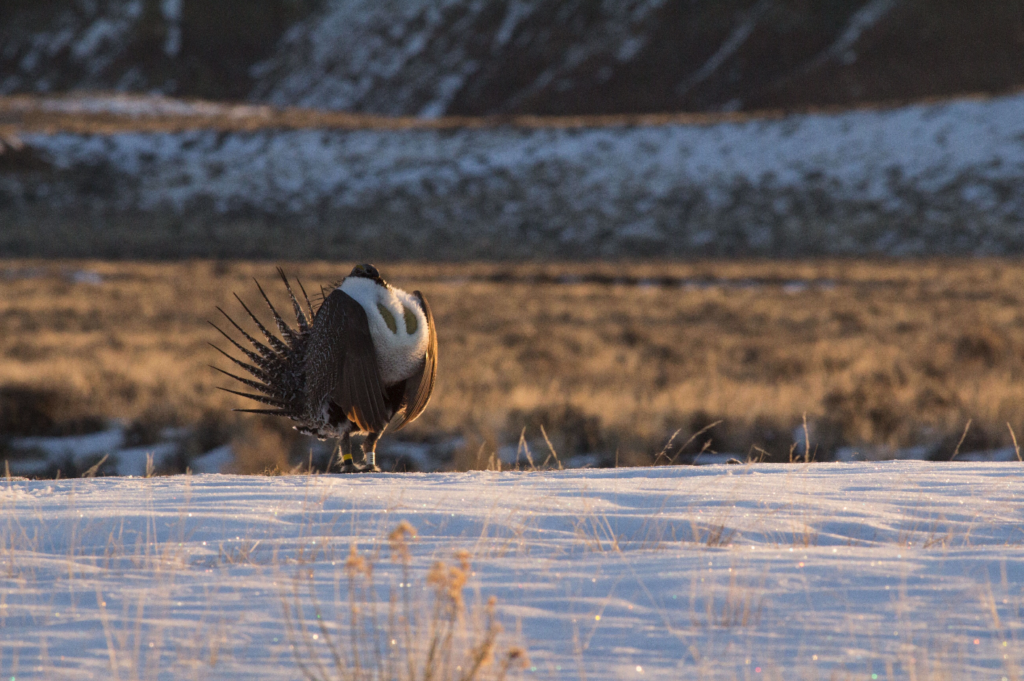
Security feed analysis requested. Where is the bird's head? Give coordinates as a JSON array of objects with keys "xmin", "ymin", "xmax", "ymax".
[{"xmin": 348, "ymin": 263, "xmax": 386, "ymax": 286}]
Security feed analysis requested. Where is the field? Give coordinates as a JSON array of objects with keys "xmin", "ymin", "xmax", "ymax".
[
  {"xmin": 2, "ymin": 258, "xmax": 1024, "ymax": 474},
  {"xmin": 7, "ymin": 6, "xmax": 1024, "ymax": 678},
  {"xmin": 1, "ymin": 463, "xmax": 1022, "ymax": 680}
]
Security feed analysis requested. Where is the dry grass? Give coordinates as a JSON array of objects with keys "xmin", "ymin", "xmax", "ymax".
[
  {"xmin": 2, "ymin": 258, "xmax": 1024, "ymax": 467},
  {"xmin": 5, "ymin": 92, "xmax": 995, "ymax": 139},
  {"xmin": 283, "ymin": 522, "xmax": 526, "ymax": 681},
  {"xmin": 0, "ymin": 93, "xmax": 781, "ymax": 138}
]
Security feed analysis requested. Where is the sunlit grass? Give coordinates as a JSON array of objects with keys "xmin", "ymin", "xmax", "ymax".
[{"xmin": 2, "ymin": 259, "xmax": 1024, "ymax": 470}]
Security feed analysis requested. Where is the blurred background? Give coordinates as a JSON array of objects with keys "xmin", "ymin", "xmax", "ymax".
[{"xmin": 2, "ymin": 0, "xmax": 1024, "ymax": 476}]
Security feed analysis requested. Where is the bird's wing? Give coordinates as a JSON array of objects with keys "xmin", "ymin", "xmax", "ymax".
[
  {"xmin": 392, "ymin": 290, "xmax": 438, "ymax": 431},
  {"xmin": 305, "ymin": 289, "xmax": 390, "ymax": 433}
]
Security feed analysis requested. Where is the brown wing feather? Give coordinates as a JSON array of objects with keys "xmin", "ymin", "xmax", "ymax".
[
  {"xmin": 304, "ymin": 289, "xmax": 390, "ymax": 433},
  {"xmin": 339, "ymin": 342, "xmax": 390, "ymax": 432},
  {"xmin": 392, "ymin": 290, "xmax": 437, "ymax": 431}
]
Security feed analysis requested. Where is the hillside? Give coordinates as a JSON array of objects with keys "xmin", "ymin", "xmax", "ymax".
[
  {"xmin": 3, "ymin": 91, "xmax": 1024, "ymax": 258},
  {"xmin": 2, "ymin": 0, "xmax": 1023, "ymax": 116}
]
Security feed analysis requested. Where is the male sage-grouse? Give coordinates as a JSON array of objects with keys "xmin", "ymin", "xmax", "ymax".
[{"xmin": 211, "ymin": 264, "xmax": 437, "ymax": 473}]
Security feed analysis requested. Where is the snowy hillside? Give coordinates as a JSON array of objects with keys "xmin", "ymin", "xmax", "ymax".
[
  {"xmin": 5, "ymin": 92, "xmax": 1024, "ymax": 257},
  {"xmin": 2, "ymin": 463, "xmax": 1023, "ymax": 679},
  {"xmin": 246, "ymin": 0, "xmax": 1024, "ymax": 115},
  {"xmin": 4, "ymin": 0, "xmax": 1024, "ymax": 116},
  {"xmin": 250, "ymin": 0, "xmax": 672, "ymax": 117}
]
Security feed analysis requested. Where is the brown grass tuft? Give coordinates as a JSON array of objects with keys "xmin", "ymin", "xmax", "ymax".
[{"xmin": 284, "ymin": 525, "xmax": 526, "ymax": 681}]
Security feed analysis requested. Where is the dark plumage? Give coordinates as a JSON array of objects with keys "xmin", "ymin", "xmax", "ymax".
[{"xmin": 211, "ymin": 266, "xmax": 437, "ymax": 472}]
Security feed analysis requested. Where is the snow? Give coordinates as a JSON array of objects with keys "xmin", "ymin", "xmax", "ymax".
[
  {"xmin": 675, "ymin": 0, "xmax": 773, "ymax": 99},
  {"xmin": 7, "ymin": 427, "xmax": 220, "ymax": 478},
  {"xmin": 250, "ymin": 0, "xmax": 670, "ymax": 115},
  {"xmin": 11, "ymin": 428, "xmax": 125, "ymax": 460},
  {"xmin": 804, "ymin": 0, "xmax": 898, "ymax": 71},
  {"xmin": 2, "ymin": 92, "xmax": 259, "ymax": 118},
  {"xmin": 1, "ymin": 463, "xmax": 1023, "ymax": 679},
  {"xmin": 14, "ymin": 91, "xmax": 1024, "ymax": 256},
  {"xmin": 14, "ymin": 3, "xmax": 142, "ymax": 88}
]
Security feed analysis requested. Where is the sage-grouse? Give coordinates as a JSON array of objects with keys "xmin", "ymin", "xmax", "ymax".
[{"xmin": 211, "ymin": 264, "xmax": 437, "ymax": 473}]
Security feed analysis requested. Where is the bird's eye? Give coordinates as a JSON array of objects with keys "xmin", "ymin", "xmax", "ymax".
[
  {"xmin": 377, "ymin": 304, "xmax": 398, "ymax": 333},
  {"xmin": 402, "ymin": 306, "xmax": 418, "ymax": 334}
]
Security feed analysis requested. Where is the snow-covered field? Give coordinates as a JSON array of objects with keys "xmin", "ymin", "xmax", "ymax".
[
  {"xmin": 2, "ymin": 463, "xmax": 1023, "ymax": 679},
  {"xmin": 7, "ymin": 92, "xmax": 1024, "ymax": 257}
]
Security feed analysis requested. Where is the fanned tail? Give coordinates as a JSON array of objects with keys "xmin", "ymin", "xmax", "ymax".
[
  {"xmin": 232, "ymin": 294, "xmax": 290, "ymax": 356},
  {"xmin": 211, "ymin": 271, "xmax": 314, "ymax": 427},
  {"xmin": 254, "ymin": 279, "xmax": 301, "ymax": 347},
  {"xmin": 277, "ymin": 267, "xmax": 310, "ymax": 334},
  {"xmin": 295, "ymin": 277, "xmax": 316, "ymax": 323}
]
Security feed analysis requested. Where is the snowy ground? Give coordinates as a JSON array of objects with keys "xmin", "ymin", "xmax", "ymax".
[
  {"xmin": 5, "ymin": 92, "xmax": 1024, "ymax": 257},
  {"xmin": 2, "ymin": 463, "xmax": 1023, "ymax": 680}
]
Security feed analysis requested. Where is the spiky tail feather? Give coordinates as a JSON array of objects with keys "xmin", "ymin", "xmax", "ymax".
[{"xmin": 211, "ymin": 272, "xmax": 316, "ymax": 426}]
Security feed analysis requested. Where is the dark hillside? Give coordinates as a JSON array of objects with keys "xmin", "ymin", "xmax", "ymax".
[
  {"xmin": 2, "ymin": 0, "xmax": 1023, "ymax": 116},
  {"xmin": 0, "ymin": 0, "xmax": 318, "ymax": 100}
]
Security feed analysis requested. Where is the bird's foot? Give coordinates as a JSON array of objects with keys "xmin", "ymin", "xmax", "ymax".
[{"xmin": 338, "ymin": 461, "xmax": 381, "ymax": 474}]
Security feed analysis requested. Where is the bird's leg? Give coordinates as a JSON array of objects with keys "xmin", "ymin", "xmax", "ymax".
[
  {"xmin": 356, "ymin": 432, "xmax": 381, "ymax": 473},
  {"xmin": 338, "ymin": 430, "xmax": 358, "ymax": 474}
]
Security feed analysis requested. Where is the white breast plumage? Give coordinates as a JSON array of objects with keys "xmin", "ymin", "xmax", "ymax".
[{"xmin": 338, "ymin": 277, "xmax": 429, "ymax": 385}]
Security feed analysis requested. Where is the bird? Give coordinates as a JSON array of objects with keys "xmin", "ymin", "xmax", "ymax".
[{"xmin": 210, "ymin": 264, "xmax": 437, "ymax": 473}]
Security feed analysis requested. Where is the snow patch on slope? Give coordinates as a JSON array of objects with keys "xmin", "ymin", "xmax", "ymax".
[
  {"xmin": 799, "ymin": 0, "xmax": 900, "ymax": 73},
  {"xmin": 1, "ymin": 1, "xmax": 145, "ymax": 93},
  {"xmin": 251, "ymin": 0, "xmax": 669, "ymax": 115},
  {"xmin": 12, "ymin": 92, "xmax": 1024, "ymax": 257}
]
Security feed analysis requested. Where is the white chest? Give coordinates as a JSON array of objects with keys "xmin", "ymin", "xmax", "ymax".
[{"xmin": 338, "ymin": 278, "xmax": 429, "ymax": 385}]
